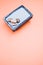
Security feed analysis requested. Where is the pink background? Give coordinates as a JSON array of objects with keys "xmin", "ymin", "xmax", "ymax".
[{"xmin": 0, "ymin": 0, "xmax": 43, "ymax": 65}]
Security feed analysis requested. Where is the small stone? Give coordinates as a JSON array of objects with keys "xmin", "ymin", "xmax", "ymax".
[{"xmin": 8, "ymin": 18, "xmax": 20, "ymax": 26}]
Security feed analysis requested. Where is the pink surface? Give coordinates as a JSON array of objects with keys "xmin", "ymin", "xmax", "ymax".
[{"xmin": 0, "ymin": 0, "xmax": 43, "ymax": 65}]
